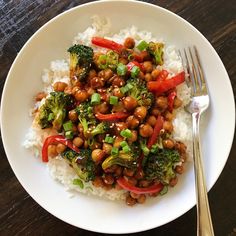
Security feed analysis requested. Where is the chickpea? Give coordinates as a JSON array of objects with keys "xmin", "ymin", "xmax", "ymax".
[
  {"xmin": 138, "ymin": 179, "xmax": 151, "ymax": 188},
  {"xmin": 151, "ymin": 108, "xmax": 161, "ymax": 116},
  {"xmin": 123, "ymin": 168, "xmax": 135, "ymax": 177},
  {"xmin": 163, "ymin": 139, "xmax": 175, "ymax": 149},
  {"xmin": 53, "ymin": 81, "xmax": 68, "ymax": 92},
  {"xmin": 174, "ymin": 97, "xmax": 183, "ymax": 109},
  {"xmin": 175, "ymin": 142, "xmax": 187, "ymax": 155},
  {"xmin": 115, "ymin": 122, "xmax": 128, "ymax": 132},
  {"xmin": 114, "ymin": 166, "xmax": 123, "ymax": 177},
  {"xmin": 87, "ymin": 87, "xmax": 95, "ymax": 96},
  {"xmin": 98, "ymin": 70, "xmax": 105, "ymax": 78},
  {"xmin": 103, "ymin": 69, "xmax": 114, "ymax": 81},
  {"xmin": 140, "ymin": 51, "xmax": 151, "ymax": 61},
  {"xmin": 127, "ymin": 177, "xmax": 138, "ymax": 186},
  {"xmin": 143, "ymin": 61, "xmax": 153, "ymax": 73},
  {"xmin": 169, "ymin": 176, "xmax": 178, "ymax": 187},
  {"xmin": 75, "ymin": 90, "xmax": 89, "ymax": 102},
  {"xmin": 68, "ymin": 109, "xmax": 78, "ymax": 122},
  {"xmin": 112, "ymin": 101, "xmax": 126, "ymax": 113},
  {"xmin": 138, "ymin": 71, "xmax": 145, "ymax": 80},
  {"xmin": 94, "ymin": 102, "xmax": 109, "ymax": 114},
  {"xmin": 165, "ymin": 111, "xmax": 174, "ymax": 121},
  {"xmin": 112, "ymin": 76, "xmax": 125, "ymax": 87},
  {"xmin": 175, "ymin": 165, "xmax": 184, "ymax": 174},
  {"xmin": 92, "ymin": 176, "xmax": 104, "ymax": 188},
  {"xmin": 119, "ymin": 57, "xmax": 128, "ymax": 65},
  {"xmin": 90, "ymin": 141, "xmax": 102, "ymax": 150},
  {"xmin": 105, "ymin": 164, "xmax": 118, "ymax": 174},
  {"xmin": 139, "ymin": 124, "xmax": 153, "ymax": 137},
  {"xmin": 73, "ymin": 137, "xmax": 84, "ymax": 147},
  {"xmin": 123, "ymin": 96, "xmax": 138, "ymax": 111},
  {"xmin": 115, "ymin": 183, "xmax": 123, "ymax": 190},
  {"xmin": 113, "ymin": 136, "xmax": 124, "ymax": 148},
  {"xmin": 163, "ymin": 121, "xmax": 174, "ymax": 133},
  {"xmin": 146, "ymin": 115, "xmax": 157, "ymax": 127},
  {"xmin": 137, "ymin": 194, "xmax": 146, "ymax": 204},
  {"xmin": 151, "ymin": 69, "xmax": 160, "ymax": 79},
  {"xmin": 64, "ymin": 86, "xmax": 73, "ymax": 95},
  {"xmin": 91, "ymin": 149, "xmax": 105, "ymax": 163},
  {"xmin": 71, "ymin": 86, "xmax": 79, "ymax": 95},
  {"xmin": 48, "ymin": 145, "xmax": 57, "ymax": 157},
  {"xmin": 128, "ymin": 130, "xmax": 138, "ymax": 143},
  {"xmin": 134, "ymin": 106, "xmax": 147, "ymax": 120},
  {"xmin": 126, "ymin": 195, "xmax": 136, "ymax": 206},
  {"xmin": 103, "ymin": 183, "xmax": 113, "ymax": 191},
  {"xmin": 103, "ymin": 174, "xmax": 115, "ymax": 185},
  {"xmin": 77, "ymin": 123, "xmax": 83, "ymax": 134},
  {"xmin": 130, "ymin": 192, "xmax": 139, "ymax": 199},
  {"xmin": 90, "ymin": 76, "xmax": 104, "ymax": 89},
  {"xmin": 35, "ymin": 92, "xmax": 47, "ymax": 101},
  {"xmin": 144, "ymin": 73, "xmax": 152, "ymax": 82},
  {"xmin": 124, "ymin": 37, "xmax": 135, "ymax": 49},
  {"xmin": 126, "ymin": 115, "xmax": 139, "ymax": 129},
  {"xmin": 102, "ymin": 143, "xmax": 113, "ymax": 155},
  {"xmin": 156, "ymin": 96, "xmax": 168, "ymax": 110},
  {"xmin": 113, "ymin": 87, "xmax": 124, "ymax": 98},
  {"xmin": 56, "ymin": 143, "xmax": 66, "ymax": 154},
  {"xmin": 88, "ymin": 69, "xmax": 97, "ymax": 80},
  {"xmin": 83, "ymin": 140, "xmax": 89, "ymax": 149}
]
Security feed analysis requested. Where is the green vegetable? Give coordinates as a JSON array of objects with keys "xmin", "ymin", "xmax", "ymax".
[
  {"xmin": 109, "ymin": 96, "xmax": 118, "ymax": 105},
  {"xmin": 68, "ymin": 44, "xmax": 93, "ymax": 82},
  {"xmin": 38, "ymin": 92, "xmax": 74, "ymax": 130},
  {"xmin": 122, "ymin": 145, "xmax": 131, "ymax": 153},
  {"xmin": 111, "ymin": 147, "xmax": 119, "ymax": 156},
  {"xmin": 117, "ymin": 63, "xmax": 127, "ymax": 76},
  {"xmin": 120, "ymin": 128, "xmax": 132, "ymax": 139},
  {"xmin": 144, "ymin": 149, "xmax": 180, "ymax": 184},
  {"xmin": 91, "ymin": 93, "xmax": 101, "ymax": 105},
  {"xmin": 97, "ymin": 50, "xmax": 119, "ymax": 70},
  {"xmin": 131, "ymin": 66, "xmax": 140, "ymax": 78},
  {"xmin": 65, "ymin": 130, "xmax": 74, "ymax": 139},
  {"xmin": 104, "ymin": 136, "xmax": 114, "ymax": 144},
  {"xmin": 89, "ymin": 122, "xmax": 110, "ymax": 137},
  {"xmin": 159, "ymin": 185, "xmax": 168, "ymax": 195},
  {"xmin": 63, "ymin": 120, "xmax": 73, "ymax": 131},
  {"xmin": 73, "ymin": 178, "xmax": 84, "ymax": 189},
  {"xmin": 147, "ymin": 42, "xmax": 164, "ymax": 65},
  {"xmin": 137, "ymin": 40, "xmax": 148, "ymax": 51},
  {"xmin": 120, "ymin": 140, "xmax": 128, "ymax": 148}
]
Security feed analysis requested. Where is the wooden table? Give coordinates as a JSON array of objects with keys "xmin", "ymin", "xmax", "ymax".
[{"xmin": 0, "ymin": 1, "xmax": 235, "ymax": 235}]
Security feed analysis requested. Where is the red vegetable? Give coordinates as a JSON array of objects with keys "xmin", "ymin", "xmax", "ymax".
[
  {"xmin": 42, "ymin": 135, "xmax": 79, "ymax": 162},
  {"xmin": 147, "ymin": 115, "xmax": 164, "ymax": 148},
  {"xmin": 126, "ymin": 61, "xmax": 144, "ymax": 72},
  {"xmin": 91, "ymin": 37, "xmax": 124, "ymax": 53},
  {"xmin": 156, "ymin": 69, "xmax": 169, "ymax": 81},
  {"xmin": 147, "ymin": 71, "xmax": 185, "ymax": 94},
  {"xmin": 117, "ymin": 177, "xmax": 163, "ymax": 194},
  {"xmin": 167, "ymin": 91, "xmax": 177, "ymax": 112},
  {"xmin": 95, "ymin": 112, "xmax": 129, "ymax": 121}
]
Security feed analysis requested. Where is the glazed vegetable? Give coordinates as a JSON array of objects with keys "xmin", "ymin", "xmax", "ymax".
[
  {"xmin": 38, "ymin": 92, "xmax": 74, "ymax": 130},
  {"xmin": 144, "ymin": 149, "xmax": 180, "ymax": 184},
  {"xmin": 167, "ymin": 91, "xmax": 177, "ymax": 112},
  {"xmin": 89, "ymin": 122, "xmax": 110, "ymax": 137},
  {"xmin": 68, "ymin": 44, "xmax": 93, "ymax": 83},
  {"xmin": 95, "ymin": 112, "xmax": 129, "ymax": 121},
  {"xmin": 147, "ymin": 42, "xmax": 164, "ymax": 65},
  {"xmin": 97, "ymin": 50, "xmax": 119, "ymax": 70}
]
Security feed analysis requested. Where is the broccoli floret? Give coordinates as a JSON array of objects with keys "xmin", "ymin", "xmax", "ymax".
[
  {"xmin": 147, "ymin": 42, "xmax": 164, "ymax": 65},
  {"xmin": 38, "ymin": 92, "xmax": 74, "ymax": 130},
  {"xmin": 89, "ymin": 122, "xmax": 110, "ymax": 137},
  {"xmin": 144, "ymin": 149, "xmax": 180, "ymax": 184},
  {"xmin": 125, "ymin": 77, "xmax": 154, "ymax": 108},
  {"xmin": 75, "ymin": 101, "xmax": 96, "ymax": 137},
  {"xmin": 68, "ymin": 44, "xmax": 93, "ymax": 83},
  {"xmin": 61, "ymin": 149, "xmax": 96, "ymax": 182}
]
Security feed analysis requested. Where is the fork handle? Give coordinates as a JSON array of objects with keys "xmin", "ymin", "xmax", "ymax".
[{"xmin": 192, "ymin": 112, "xmax": 214, "ymax": 236}]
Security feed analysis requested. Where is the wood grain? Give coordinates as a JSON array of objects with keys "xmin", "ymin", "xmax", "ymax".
[{"xmin": 0, "ymin": 0, "xmax": 235, "ymax": 235}]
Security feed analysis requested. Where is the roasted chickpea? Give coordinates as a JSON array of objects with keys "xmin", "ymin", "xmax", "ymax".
[
  {"xmin": 165, "ymin": 111, "xmax": 174, "ymax": 121},
  {"xmin": 112, "ymin": 76, "xmax": 125, "ymax": 87},
  {"xmin": 126, "ymin": 195, "xmax": 136, "ymax": 206},
  {"xmin": 175, "ymin": 165, "xmax": 184, "ymax": 174},
  {"xmin": 56, "ymin": 143, "xmax": 66, "ymax": 154},
  {"xmin": 143, "ymin": 61, "xmax": 153, "ymax": 73},
  {"xmin": 146, "ymin": 115, "xmax": 157, "ymax": 127},
  {"xmin": 163, "ymin": 139, "xmax": 175, "ymax": 149},
  {"xmin": 113, "ymin": 87, "xmax": 124, "ymax": 98},
  {"xmin": 169, "ymin": 176, "xmax": 178, "ymax": 187},
  {"xmin": 103, "ymin": 69, "xmax": 114, "ymax": 81},
  {"xmin": 94, "ymin": 102, "xmax": 109, "ymax": 114},
  {"xmin": 53, "ymin": 81, "xmax": 68, "ymax": 92},
  {"xmin": 92, "ymin": 176, "xmax": 104, "ymax": 188},
  {"xmin": 163, "ymin": 121, "xmax": 174, "ymax": 133},
  {"xmin": 151, "ymin": 108, "xmax": 161, "ymax": 116},
  {"xmin": 35, "ymin": 92, "xmax": 47, "ymax": 101},
  {"xmin": 98, "ymin": 70, "xmax": 105, "ymax": 78},
  {"xmin": 126, "ymin": 115, "xmax": 139, "ymax": 129},
  {"xmin": 139, "ymin": 123, "xmax": 153, "ymax": 137},
  {"xmin": 124, "ymin": 37, "xmax": 135, "ymax": 49},
  {"xmin": 138, "ymin": 180, "xmax": 151, "ymax": 188},
  {"xmin": 128, "ymin": 130, "xmax": 138, "ymax": 143},
  {"xmin": 88, "ymin": 69, "xmax": 97, "ymax": 80},
  {"xmin": 113, "ymin": 136, "xmax": 124, "ymax": 148},
  {"xmin": 90, "ymin": 76, "xmax": 104, "ymax": 89},
  {"xmin": 137, "ymin": 194, "xmax": 146, "ymax": 204},
  {"xmin": 48, "ymin": 145, "xmax": 57, "ymax": 157},
  {"xmin": 73, "ymin": 137, "xmax": 84, "ymax": 147},
  {"xmin": 175, "ymin": 142, "xmax": 187, "ymax": 155},
  {"xmin": 75, "ymin": 90, "xmax": 89, "ymax": 102},
  {"xmin": 68, "ymin": 109, "xmax": 78, "ymax": 122},
  {"xmin": 103, "ymin": 174, "xmax": 115, "ymax": 185},
  {"xmin": 123, "ymin": 168, "xmax": 135, "ymax": 177},
  {"xmin": 83, "ymin": 140, "xmax": 89, "ymax": 149},
  {"xmin": 156, "ymin": 96, "xmax": 168, "ymax": 110},
  {"xmin": 119, "ymin": 57, "xmax": 128, "ymax": 65},
  {"xmin": 138, "ymin": 71, "xmax": 145, "ymax": 80},
  {"xmin": 174, "ymin": 97, "xmax": 183, "ymax": 108},
  {"xmin": 102, "ymin": 143, "xmax": 113, "ymax": 154},
  {"xmin": 130, "ymin": 192, "xmax": 139, "ymax": 199},
  {"xmin": 115, "ymin": 122, "xmax": 128, "ymax": 132},
  {"xmin": 112, "ymin": 101, "xmax": 126, "ymax": 113},
  {"xmin": 64, "ymin": 86, "xmax": 73, "ymax": 95},
  {"xmin": 87, "ymin": 87, "xmax": 95, "ymax": 96},
  {"xmin": 134, "ymin": 106, "xmax": 147, "ymax": 120},
  {"xmin": 151, "ymin": 69, "xmax": 160, "ymax": 79},
  {"xmin": 144, "ymin": 73, "xmax": 152, "ymax": 82},
  {"xmin": 123, "ymin": 96, "xmax": 138, "ymax": 111},
  {"xmin": 114, "ymin": 166, "xmax": 123, "ymax": 177},
  {"xmin": 91, "ymin": 149, "xmax": 105, "ymax": 163},
  {"xmin": 127, "ymin": 177, "xmax": 138, "ymax": 186}
]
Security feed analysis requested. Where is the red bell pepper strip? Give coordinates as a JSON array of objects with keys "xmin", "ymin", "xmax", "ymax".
[
  {"xmin": 42, "ymin": 135, "xmax": 80, "ymax": 162},
  {"xmin": 147, "ymin": 115, "xmax": 164, "ymax": 148},
  {"xmin": 147, "ymin": 71, "xmax": 185, "ymax": 94},
  {"xmin": 117, "ymin": 177, "xmax": 163, "ymax": 194},
  {"xmin": 91, "ymin": 37, "xmax": 124, "ymax": 53},
  {"xmin": 95, "ymin": 112, "xmax": 129, "ymax": 121},
  {"xmin": 156, "ymin": 69, "xmax": 169, "ymax": 81},
  {"xmin": 126, "ymin": 61, "xmax": 144, "ymax": 72},
  {"xmin": 167, "ymin": 91, "xmax": 177, "ymax": 112}
]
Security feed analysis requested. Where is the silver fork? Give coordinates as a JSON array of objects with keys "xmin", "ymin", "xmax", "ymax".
[{"xmin": 179, "ymin": 46, "xmax": 214, "ymax": 236}]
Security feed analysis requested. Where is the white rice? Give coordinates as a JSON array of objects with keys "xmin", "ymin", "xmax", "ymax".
[{"xmin": 23, "ymin": 16, "xmax": 192, "ymax": 201}]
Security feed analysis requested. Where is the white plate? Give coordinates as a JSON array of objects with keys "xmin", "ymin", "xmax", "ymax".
[{"xmin": 1, "ymin": 1, "xmax": 235, "ymax": 234}]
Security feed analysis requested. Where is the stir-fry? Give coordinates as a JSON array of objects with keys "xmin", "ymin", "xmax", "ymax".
[{"xmin": 34, "ymin": 36, "xmax": 187, "ymax": 206}]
